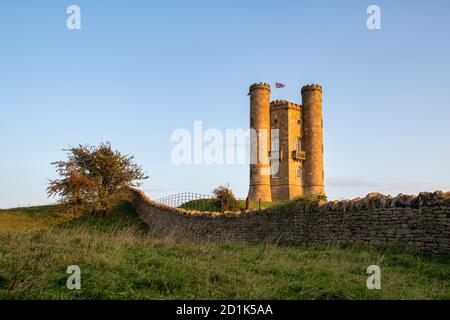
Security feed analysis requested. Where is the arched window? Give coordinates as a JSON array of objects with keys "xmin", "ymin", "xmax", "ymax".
[
  {"xmin": 272, "ymin": 139, "xmax": 279, "ymax": 153},
  {"xmin": 272, "ymin": 166, "xmax": 280, "ymax": 178},
  {"xmin": 296, "ymin": 166, "xmax": 302, "ymax": 179},
  {"xmin": 294, "ymin": 137, "xmax": 301, "ymax": 151}
]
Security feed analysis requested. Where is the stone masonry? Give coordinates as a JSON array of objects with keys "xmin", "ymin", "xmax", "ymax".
[
  {"xmin": 248, "ymin": 82, "xmax": 325, "ymax": 202},
  {"xmin": 130, "ymin": 188, "xmax": 450, "ymax": 255},
  {"xmin": 248, "ymin": 83, "xmax": 272, "ymax": 202}
]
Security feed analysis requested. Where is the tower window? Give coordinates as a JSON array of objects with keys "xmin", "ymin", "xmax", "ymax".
[
  {"xmin": 273, "ymin": 118, "xmax": 278, "ymax": 125},
  {"xmin": 294, "ymin": 137, "xmax": 301, "ymax": 151},
  {"xmin": 271, "ymin": 139, "xmax": 280, "ymax": 153},
  {"xmin": 270, "ymin": 159, "xmax": 280, "ymax": 178},
  {"xmin": 296, "ymin": 166, "xmax": 302, "ymax": 179}
]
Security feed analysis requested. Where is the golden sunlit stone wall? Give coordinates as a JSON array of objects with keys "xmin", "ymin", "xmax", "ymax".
[{"xmin": 131, "ymin": 188, "xmax": 450, "ymax": 255}]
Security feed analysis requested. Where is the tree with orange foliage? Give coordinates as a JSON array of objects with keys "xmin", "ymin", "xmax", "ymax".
[{"xmin": 48, "ymin": 142, "xmax": 148, "ymax": 214}]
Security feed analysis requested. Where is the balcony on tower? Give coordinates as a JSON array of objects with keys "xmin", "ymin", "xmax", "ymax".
[{"xmin": 292, "ymin": 149, "xmax": 306, "ymax": 161}]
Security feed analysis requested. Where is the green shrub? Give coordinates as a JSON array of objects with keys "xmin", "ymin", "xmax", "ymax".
[
  {"xmin": 179, "ymin": 199, "xmax": 219, "ymax": 212},
  {"xmin": 213, "ymin": 185, "xmax": 240, "ymax": 212}
]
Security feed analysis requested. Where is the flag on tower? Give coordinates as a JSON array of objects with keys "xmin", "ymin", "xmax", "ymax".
[{"xmin": 275, "ymin": 82, "xmax": 286, "ymax": 88}]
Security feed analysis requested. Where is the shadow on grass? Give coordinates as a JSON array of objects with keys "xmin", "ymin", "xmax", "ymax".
[{"xmin": 58, "ymin": 201, "xmax": 149, "ymax": 233}]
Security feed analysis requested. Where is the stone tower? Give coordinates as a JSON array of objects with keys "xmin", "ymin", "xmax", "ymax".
[
  {"xmin": 248, "ymin": 83, "xmax": 272, "ymax": 202},
  {"xmin": 248, "ymin": 82, "xmax": 325, "ymax": 202},
  {"xmin": 301, "ymin": 84, "xmax": 325, "ymax": 195},
  {"xmin": 270, "ymin": 100, "xmax": 304, "ymax": 201}
]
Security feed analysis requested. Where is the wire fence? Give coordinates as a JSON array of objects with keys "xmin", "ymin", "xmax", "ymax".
[
  {"xmin": 154, "ymin": 192, "xmax": 246, "ymax": 212},
  {"xmin": 155, "ymin": 192, "xmax": 213, "ymax": 207}
]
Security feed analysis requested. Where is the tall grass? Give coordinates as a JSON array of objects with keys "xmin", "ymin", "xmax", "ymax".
[{"xmin": 0, "ymin": 202, "xmax": 449, "ymax": 300}]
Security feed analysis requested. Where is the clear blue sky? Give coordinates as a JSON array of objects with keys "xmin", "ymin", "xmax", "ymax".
[{"xmin": 1, "ymin": 1, "xmax": 450, "ymax": 208}]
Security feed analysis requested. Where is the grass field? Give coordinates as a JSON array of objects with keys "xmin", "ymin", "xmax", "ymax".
[{"xmin": 0, "ymin": 202, "xmax": 449, "ymax": 300}]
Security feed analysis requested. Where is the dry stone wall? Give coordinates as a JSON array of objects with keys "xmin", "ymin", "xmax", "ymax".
[{"xmin": 130, "ymin": 189, "xmax": 450, "ymax": 255}]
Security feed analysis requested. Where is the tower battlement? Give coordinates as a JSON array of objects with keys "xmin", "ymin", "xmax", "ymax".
[
  {"xmin": 249, "ymin": 82, "xmax": 271, "ymax": 93},
  {"xmin": 301, "ymin": 84, "xmax": 322, "ymax": 93},
  {"xmin": 270, "ymin": 100, "xmax": 302, "ymax": 111}
]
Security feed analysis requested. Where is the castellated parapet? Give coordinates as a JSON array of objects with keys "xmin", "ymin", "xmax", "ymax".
[
  {"xmin": 249, "ymin": 82, "xmax": 271, "ymax": 92},
  {"xmin": 301, "ymin": 84, "xmax": 323, "ymax": 93},
  {"xmin": 270, "ymin": 100, "xmax": 301, "ymax": 111},
  {"xmin": 248, "ymin": 82, "xmax": 325, "ymax": 202}
]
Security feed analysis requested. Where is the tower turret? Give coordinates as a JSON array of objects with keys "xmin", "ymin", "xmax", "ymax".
[
  {"xmin": 301, "ymin": 84, "xmax": 325, "ymax": 196},
  {"xmin": 248, "ymin": 82, "xmax": 272, "ymax": 202}
]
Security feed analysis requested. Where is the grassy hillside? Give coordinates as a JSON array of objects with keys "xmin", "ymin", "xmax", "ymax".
[
  {"xmin": 0, "ymin": 205, "xmax": 70, "ymax": 234},
  {"xmin": 0, "ymin": 202, "xmax": 449, "ymax": 300}
]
